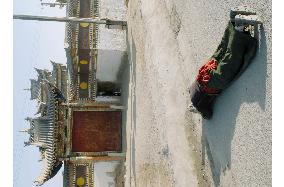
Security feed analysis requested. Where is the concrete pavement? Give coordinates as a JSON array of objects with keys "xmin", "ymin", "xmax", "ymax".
[{"xmin": 124, "ymin": 0, "xmax": 271, "ymax": 186}]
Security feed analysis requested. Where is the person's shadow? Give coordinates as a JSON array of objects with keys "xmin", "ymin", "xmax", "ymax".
[{"xmin": 201, "ymin": 25, "xmax": 268, "ymax": 186}]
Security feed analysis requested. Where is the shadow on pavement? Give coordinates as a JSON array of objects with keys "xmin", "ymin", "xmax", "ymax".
[
  {"xmin": 120, "ymin": 29, "xmax": 138, "ymax": 186},
  {"xmin": 201, "ymin": 26, "xmax": 268, "ymax": 186}
]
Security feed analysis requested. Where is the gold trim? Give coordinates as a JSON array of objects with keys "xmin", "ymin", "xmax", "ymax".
[
  {"xmin": 79, "ymin": 60, "xmax": 88, "ymax": 65},
  {"xmin": 79, "ymin": 82, "xmax": 88, "ymax": 89},
  {"xmin": 80, "ymin": 22, "xmax": 90, "ymax": 28}
]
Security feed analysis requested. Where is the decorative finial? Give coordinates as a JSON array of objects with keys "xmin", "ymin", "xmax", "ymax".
[
  {"xmin": 19, "ymin": 129, "xmax": 29, "ymax": 132},
  {"xmin": 24, "ymin": 141, "xmax": 31, "ymax": 147},
  {"xmin": 25, "ymin": 117, "xmax": 32, "ymax": 122}
]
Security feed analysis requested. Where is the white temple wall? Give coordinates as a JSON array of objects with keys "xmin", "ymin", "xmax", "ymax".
[
  {"xmin": 94, "ymin": 161, "xmax": 120, "ymax": 187},
  {"xmin": 96, "ymin": 49, "xmax": 126, "ymax": 82},
  {"xmin": 97, "ymin": 0, "xmax": 127, "ymax": 51}
]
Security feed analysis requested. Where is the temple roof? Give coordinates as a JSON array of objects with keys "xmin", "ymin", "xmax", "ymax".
[
  {"xmin": 35, "ymin": 161, "xmax": 63, "ymax": 186},
  {"xmin": 25, "ymin": 82, "xmax": 60, "ymax": 186},
  {"xmin": 63, "ymin": 0, "xmax": 100, "ymax": 102},
  {"xmin": 30, "ymin": 79, "xmax": 41, "ymax": 100},
  {"xmin": 51, "ymin": 61, "xmax": 68, "ymax": 99},
  {"xmin": 29, "ymin": 68, "xmax": 51, "ymax": 102},
  {"xmin": 64, "ymin": 0, "xmax": 79, "ymax": 48},
  {"xmin": 24, "ymin": 68, "xmax": 67, "ymax": 185},
  {"xmin": 64, "ymin": 0, "xmax": 99, "ymax": 48},
  {"xmin": 24, "ymin": 62, "xmax": 69, "ymax": 185},
  {"xmin": 29, "ymin": 63, "xmax": 67, "ymax": 103}
]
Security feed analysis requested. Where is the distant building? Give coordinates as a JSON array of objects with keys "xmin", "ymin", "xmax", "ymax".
[{"xmin": 22, "ymin": 0, "xmax": 127, "ymax": 186}]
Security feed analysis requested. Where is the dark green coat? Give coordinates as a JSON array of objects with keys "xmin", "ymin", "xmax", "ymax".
[{"xmin": 207, "ymin": 21, "xmax": 257, "ymax": 90}]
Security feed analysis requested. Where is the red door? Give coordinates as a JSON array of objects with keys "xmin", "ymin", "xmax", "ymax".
[{"xmin": 72, "ymin": 111, "xmax": 122, "ymax": 152}]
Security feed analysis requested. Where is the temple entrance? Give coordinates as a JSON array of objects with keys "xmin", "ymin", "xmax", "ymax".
[
  {"xmin": 72, "ymin": 111, "xmax": 122, "ymax": 152},
  {"xmin": 97, "ymin": 81, "xmax": 121, "ymax": 96}
]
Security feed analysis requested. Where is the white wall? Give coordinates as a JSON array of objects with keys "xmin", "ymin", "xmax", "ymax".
[
  {"xmin": 94, "ymin": 161, "xmax": 119, "ymax": 187},
  {"xmin": 98, "ymin": 0, "xmax": 127, "ymax": 51},
  {"xmin": 97, "ymin": 49, "xmax": 126, "ymax": 82}
]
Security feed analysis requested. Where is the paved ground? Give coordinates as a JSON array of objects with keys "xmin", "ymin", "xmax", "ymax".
[
  {"xmin": 123, "ymin": 0, "xmax": 272, "ymax": 186},
  {"xmin": 123, "ymin": 0, "xmax": 205, "ymax": 186}
]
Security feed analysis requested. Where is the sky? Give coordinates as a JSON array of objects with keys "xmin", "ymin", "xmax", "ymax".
[{"xmin": 13, "ymin": 0, "xmax": 67, "ymax": 186}]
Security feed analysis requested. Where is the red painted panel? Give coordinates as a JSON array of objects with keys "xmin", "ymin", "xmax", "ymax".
[{"xmin": 72, "ymin": 111, "xmax": 122, "ymax": 152}]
